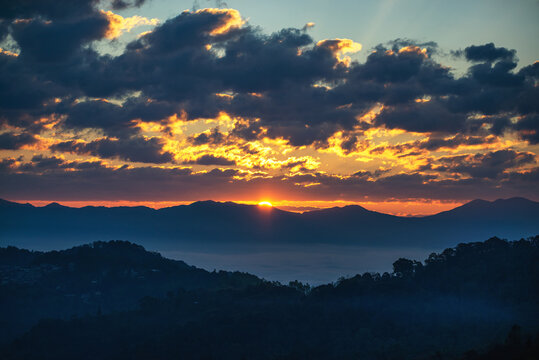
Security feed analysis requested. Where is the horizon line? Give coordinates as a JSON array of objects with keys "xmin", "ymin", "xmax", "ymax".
[{"xmin": 1, "ymin": 197, "xmax": 535, "ymax": 218}]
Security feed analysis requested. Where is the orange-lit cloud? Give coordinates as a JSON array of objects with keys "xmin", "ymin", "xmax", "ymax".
[
  {"xmin": 317, "ymin": 38, "xmax": 362, "ymax": 54},
  {"xmin": 102, "ymin": 10, "xmax": 159, "ymax": 39},
  {"xmin": 0, "ymin": 48, "xmax": 19, "ymax": 57},
  {"xmin": 193, "ymin": 8, "xmax": 244, "ymax": 35},
  {"xmin": 398, "ymin": 45, "xmax": 428, "ymax": 57},
  {"xmin": 317, "ymin": 38, "xmax": 362, "ymax": 66}
]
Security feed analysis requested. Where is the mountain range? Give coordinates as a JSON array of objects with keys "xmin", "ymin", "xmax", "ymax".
[{"xmin": 1, "ymin": 197, "xmax": 538, "ymax": 249}]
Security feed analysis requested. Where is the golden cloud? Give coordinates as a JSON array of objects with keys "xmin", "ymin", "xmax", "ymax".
[
  {"xmin": 0, "ymin": 48, "xmax": 19, "ymax": 57},
  {"xmin": 193, "ymin": 8, "xmax": 245, "ymax": 35},
  {"xmin": 101, "ymin": 10, "xmax": 160, "ymax": 39},
  {"xmin": 317, "ymin": 38, "xmax": 362, "ymax": 66}
]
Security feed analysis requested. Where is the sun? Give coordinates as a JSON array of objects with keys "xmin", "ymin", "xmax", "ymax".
[{"xmin": 258, "ymin": 201, "xmax": 273, "ymax": 207}]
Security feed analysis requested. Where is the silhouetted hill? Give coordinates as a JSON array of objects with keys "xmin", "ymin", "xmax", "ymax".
[
  {"xmin": 431, "ymin": 197, "xmax": 538, "ymax": 220},
  {"xmin": 1, "ymin": 236, "xmax": 537, "ymax": 360},
  {"xmin": 0, "ymin": 199, "xmax": 32, "ymax": 209},
  {"xmin": 410, "ymin": 197, "xmax": 539, "ymax": 243},
  {"xmin": 0, "ymin": 241, "xmax": 261, "ymax": 342},
  {"xmin": 0, "ymin": 198, "xmax": 538, "ymax": 248}
]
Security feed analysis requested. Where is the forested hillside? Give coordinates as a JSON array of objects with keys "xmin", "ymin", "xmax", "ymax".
[
  {"xmin": 1, "ymin": 236, "xmax": 538, "ymax": 359},
  {"xmin": 0, "ymin": 241, "xmax": 261, "ymax": 342}
]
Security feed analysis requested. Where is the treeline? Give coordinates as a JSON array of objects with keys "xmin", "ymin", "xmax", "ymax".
[
  {"xmin": 1, "ymin": 236, "xmax": 538, "ymax": 359},
  {"xmin": 0, "ymin": 241, "xmax": 261, "ymax": 342}
]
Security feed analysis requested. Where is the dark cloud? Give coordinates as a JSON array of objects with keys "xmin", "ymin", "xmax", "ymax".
[
  {"xmin": 514, "ymin": 114, "xmax": 539, "ymax": 144},
  {"xmin": 59, "ymin": 100, "xmax": 137, "ymax": 137},
  {"xmin": 188, "ymin": 128, "xmax": 227, "ymax": 145},
  {"xmin": 2, "ymin": 157, "xmax": 537, "ymax": 202},
  {"xmin": 0, "ymin": 157, "xmax": 18, "ymax": 171},
  {"xmin": 0, "ymin": 0, "xmax": 152, "ymax": 65},
  {"xmin": 0, "ymin": 131, "xmax": 37, "ymax": 149},
  {"xmin": 463, "ymin": 43, "xmax": 516, "ymax": 62},
  {"xmin": 11, "ymin": 15, "xmax": 109, "ymax": 63},
  {"xmin": 355, "ymin": 45, "xmax": 429, "ymax": 83},
  {"xmin": 340, "ymin": 135, "xmax": 361, "ymax": 153},
  {"xmin": 51, "ymin": 136, "xmax": 174, "ymax": 164},
  {"xmin": 374, "ymin": 100, "xmax": 465, "ymax": 133},
  {"xmin": 0, "ymin": 0, "xmax": 146, "ymax": 20},
  {"xmin": 228, "ymin": 85, "xmax": 359, "ymax": 146},
  {"xmin": 370, "ymin": 135, "xmax": 499, "ymax": 155},
  {"xmin": 26, "ymin": 155, "xmax": 66, "ymax": 170},
  {"xmin": 429, "ymin": 150, "xmax": 536, "ymax": 179},
  {"xmin": 55, "ymin": 98, "xmax": 180, "ymax": 138},
  {"xmin": 417, "ymin": 135, "xmax": 496, "ymax": 151},
  {"xmin": 0, "ymin": 0, "xmax": 101, "ymax": 21},
  {"xmin": 468, "ymin": 60, "xmax": 523, "ymax": 87},
  {"xmin": 387, "ymin": 38, "xmax": 439, "ymax": 54},
  {"xmin": 185, "ymin": 154, "xmax": 235, "ymax": 166},
  {"xmin": 518, "ymin": 61, "xmax": 539, "ymax": 79},
  {"xmin": 0, "ymin": 51, "xmax": 67, "ymax": 130},
  {"xmin": 111, "ymin": 0, "xmax": 147, "ymax": 10}
]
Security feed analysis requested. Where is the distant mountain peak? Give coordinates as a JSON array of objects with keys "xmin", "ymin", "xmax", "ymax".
[
  {"xmin": 431, "ymin": 197, "xmax": 539, "ymax": 219},
  {"xmin": 303, "ymin": 203, "xmax": 373, "ymax": 217},
  {"xmin": 462, "ymin": 197, "xmax": 538, "ymax": 209},
  {"xmin": 44, "ymin": 202, "xmax": 66, "ymax": 209},
  {"xmin": 342, "ymin": 204, "xmax": 370, "ymax": 211},
  {"xmin": 0, "ymin": 199, "xmax": 34, "ymax": 208},
  {"xmin": 188, "ymin": 200, "xmax": 221, "ymax": 208}
]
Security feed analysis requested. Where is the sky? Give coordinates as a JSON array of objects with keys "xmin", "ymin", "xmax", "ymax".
[{"xmin": 0, "ymin": 0, "xmax": 538, "ymax": 215}]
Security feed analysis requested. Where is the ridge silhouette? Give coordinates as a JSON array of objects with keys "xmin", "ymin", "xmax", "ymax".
[{"xmin": 1, "ymin": 198, "xmax": 537, "ymax": 248}]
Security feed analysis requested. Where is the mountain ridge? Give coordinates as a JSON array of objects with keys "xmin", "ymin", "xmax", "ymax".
[
  {"xmin": 1, "ymin": 196, "xmax": 537, "ymax": 218},
  {"xmin": 1, "ymin": 197, "xmax": 537, "ymax": 249}
]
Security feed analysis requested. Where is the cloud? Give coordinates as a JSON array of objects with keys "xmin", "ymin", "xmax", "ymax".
[
  {"xmin": 514, "ymin": 114, "xmax": 539, "ymax": 144},
  {"xmin": 425, "ymin": 150, "xmax": 536, "ymax": 179},
  {"xmin": 0, "ymin": 0, "xmax": 151, "ymax": 64},
  {"xmin": 370, "ymin": 134, "xmax": 500, "ymax": 155},
  {"xmin": 316, "ymin": 38, "xmax": 362, "ymax": 65},
  {"xmin": 11, "ymin": 15, "xmax": 110, "ymax": 62},
  {"xmin": 353, "ymin": 45, "xmax": 430, "ymax": 83},
  {"xmin": 188, "ymin": 128, "xmax": 227, "ymax": 146},
  {"xmin": 0, "ymin": 131, "xmax": 37, "ymax": 149},
  {"xmin": 102, "ymin": 10, "xmax": 159, "ymax": 39},
  {"xmin": 111, "ymin": 0, "xmax": 148, "ymax": 10},
  {"xmin": 193, "ymin": 8, "xmax": 244, "ymax": 36},
  {"xmin": 5, "ymin": 6, "xmax": 535, "ymax": 147},
  {"xmin": 302, "ymin": 22, "xmax": 315, "ymax": 31},
  {"xmin": 185, "ymin": 154, "xmax": 236, "ymax": 166},
  {"xmin": 0, "ymin": 5, "xmax": 537, "ymax": 202},
  {"xmin": 57, "ymin": 98, "xmax": 180, "ymax": 137},
  {"xmin": 1, "ymin": 157, "xmax": 537, "ymax": 202},
  {"xmin": 51, "ymin": 136, "xmax": 174, "ymax": 164},
  {"xmin": 463, "ymin": 43, "xmax": 516, "ymax": 62},
  {"xmin": 468, "ymin": 60, "xmax": 523, "ymax": 87},
  {"xmin": 1, "ymin": 0, "xmax": 103, "ymax": 21},
  {"xmin": 0, "ymin": 0, "xmax": 147, "ymax": 20},
  {"xmin": 374, "ymin": 100, "xmax": 465, "ymax": 133}
]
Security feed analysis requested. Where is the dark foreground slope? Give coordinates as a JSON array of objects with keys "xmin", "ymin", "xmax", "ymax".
[
  {"xmin": 0, "ymin": 241, "xmax": 261, "ymax": 342},
  {"xmin": 1, "ymin": 197, "xmax": 538, "ymax": 248},
  {"xmin": 1, "ymin": 236, "xmax": 538, "ymax": 360}
]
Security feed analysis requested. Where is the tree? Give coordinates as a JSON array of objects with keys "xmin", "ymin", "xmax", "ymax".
[{"xmin": 392, "ymin": 258, "xmax": 422, "ymax": 277}]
